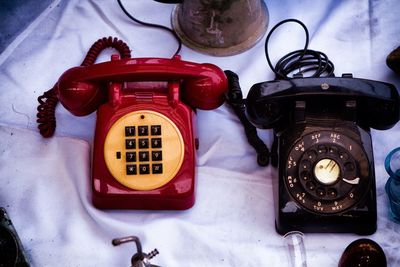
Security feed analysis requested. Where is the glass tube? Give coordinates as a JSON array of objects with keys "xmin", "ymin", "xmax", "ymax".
[{"xmin": 283, "ymin": 231, "xmax": 307, "ymax": 267}]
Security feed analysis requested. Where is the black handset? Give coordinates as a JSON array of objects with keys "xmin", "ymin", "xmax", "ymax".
[
  {"xmin": 246, "ymin": 75, "xmax": 400, "ymax": 131},
  {"xmin": 245, "ymin": 74, "xmax": 400, "ymax": 234}
]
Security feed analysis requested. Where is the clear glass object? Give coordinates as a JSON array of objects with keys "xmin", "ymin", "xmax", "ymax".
[
  {"xmin": 283, "ymin": 231, "xmax": 307, "ymax": 267},
  {"xmin": 385, "ymin": 147, "xmax": 400, "ymax": 222}
]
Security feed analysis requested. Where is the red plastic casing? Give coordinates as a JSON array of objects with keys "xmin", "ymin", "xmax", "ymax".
[
  {"xmin": 92, "ymin": 85, "xmax": 196, "ymax": 209},
  {"xmin": 56, "ymin": 56, "xmax": 227, "ymax": 209}
]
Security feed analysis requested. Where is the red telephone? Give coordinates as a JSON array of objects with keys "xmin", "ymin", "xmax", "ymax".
[{"xmin": 56, "ymin": 54, "xmax": 227, "ymax": 210}]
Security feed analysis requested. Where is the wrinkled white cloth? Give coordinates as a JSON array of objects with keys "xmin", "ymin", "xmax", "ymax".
[{"xmin": 0, "ymin": 0, "xmax": 400, "ymax": 266}]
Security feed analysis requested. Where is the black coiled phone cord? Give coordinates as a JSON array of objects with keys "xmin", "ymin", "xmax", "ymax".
[
  {"xmin": 225, "ymin": 19, "xmax": 336, "ymax": 166},
  {"xmin": 224, "ymin": 70, "xmax": 270, "ymax": 167}
]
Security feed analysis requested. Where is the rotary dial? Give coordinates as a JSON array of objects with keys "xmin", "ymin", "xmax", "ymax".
[{"xmin": 284, "ymin": 131, "xmax": 370, "ymax": 214}]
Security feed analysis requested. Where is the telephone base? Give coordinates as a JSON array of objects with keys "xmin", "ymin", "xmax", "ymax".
[
  {"xmin": 92, "ymin": 92, "xmax": 198, "ymax": 210},
  {"xmin": 275, "ymin": 198, "xmax": 377, "ymax": 235},
  {"xmin": 92, "ymin": 191, "xmax": 195, "ymax": 210},
  {"xmin": 275, "ymin": 216, "xmax": 377, "ymax": 235}
]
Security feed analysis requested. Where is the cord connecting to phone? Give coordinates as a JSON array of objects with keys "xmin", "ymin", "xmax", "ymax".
[
  {"xmin": 264, "ymin": 18, "xmax": 335, "ymax": 79},
  {"xmin": 36, "ymin": 37, "xmax": 131, "ymax": 137},
  {"xmin": 117, "ymin": 0, "xmax": 182, "ymax": 57},
  {"xmin": 225, "ymin": 19, "xmax": 336, "ymax": 166},
  {"xmin": 37, "ymin": 1, "xmax": 183, "ymax": 137}
]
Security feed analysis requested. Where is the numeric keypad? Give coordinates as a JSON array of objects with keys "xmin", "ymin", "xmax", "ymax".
[{"xmin": 121, "ymin": 124, "xmax": 163, "ymax": 176}]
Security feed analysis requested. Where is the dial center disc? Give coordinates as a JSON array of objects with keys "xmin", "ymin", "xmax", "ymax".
[{"xmin": 314, "ymin": 158, "xmax": 340, "ymax": 185}]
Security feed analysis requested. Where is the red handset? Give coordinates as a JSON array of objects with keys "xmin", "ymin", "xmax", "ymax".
[{"xmin": 56, "ymin": 55, "xmax": 227, "ymax": 209}]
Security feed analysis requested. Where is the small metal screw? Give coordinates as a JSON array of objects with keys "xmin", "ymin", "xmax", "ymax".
[{"xmin": 321, "ymin": 83, "xmax": 330, "ymax": 90}]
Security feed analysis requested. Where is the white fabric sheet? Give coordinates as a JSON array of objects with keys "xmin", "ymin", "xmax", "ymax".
[{"xmin": 1, "ymin": 0, "xmax": 400, "ymax": 266}]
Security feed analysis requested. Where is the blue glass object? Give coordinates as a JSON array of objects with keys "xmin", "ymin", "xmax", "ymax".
[{"xmin": 385, "ymin": 147, "xmax": 400, "ymax": 222}]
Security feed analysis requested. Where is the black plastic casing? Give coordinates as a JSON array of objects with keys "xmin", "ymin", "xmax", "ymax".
[{"xmin": 246, "ymin": 76, "xmax": 400, "ymax": 235}]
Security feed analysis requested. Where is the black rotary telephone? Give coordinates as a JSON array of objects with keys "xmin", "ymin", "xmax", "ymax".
[
  {"xmin": 246, "ymin": 75, "xmax": 399, "ymax": 234},
  {"xmin": 226, "ymin": 19, "xmax": 400, "ymax": 235}
]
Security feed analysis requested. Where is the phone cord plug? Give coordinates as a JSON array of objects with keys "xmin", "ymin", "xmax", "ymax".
[
  {"xmin": 36, "ymin": 37, "xmax": 131, "ymax": 137},
  {"xmin": 224, "ymin": 70, "xmax": 270, "ymax": 167}
]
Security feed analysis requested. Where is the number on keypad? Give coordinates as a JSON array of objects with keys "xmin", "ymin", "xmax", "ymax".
[
  {"xmin": 126, "ymin": 152, "xmax": 136, "ymax": 162},
  {"xmin": 139, "ymin": 164, "xmax": 150, "ymax": 174},
  {"xmin": 125, "ymin": 126, "xmax": 135, "ymax": 136},
  {"xmin": 151, "ymin": 138, "xmax": 162, "ymax": 148},
  {"xmin": 152, "ymin": 151, "xmax": 162, "ymax": 161},
  {"xmin": 151, "ymin": 125, "xmax": 161, "ymax": 135},
  {"xmin": 126, "ymin": 139, "xmax": 136, "ymax": 149},
  {"xmin": 152, "ymin": 164, "xmax": 163, "ymax": 174},
  {"xmin": 138, "ymin": 126, "xmax": 149, "ymax": 136},
  {"xmin": 138, "ymin": 138, "xmax": 149, "ymax": 149},
  {"xmin": 139, "ymin": 151, "xmax": 149, "ymax": 162},
  {"xmin": 126, "ymin": 165, "xmax": 137, "ymax": 175}
]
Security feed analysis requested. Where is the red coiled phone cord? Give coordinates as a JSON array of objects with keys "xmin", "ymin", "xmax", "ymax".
[{"xmin": 36, "ymin": 37, "xmax": 131, "ymax": 138}]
